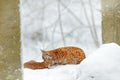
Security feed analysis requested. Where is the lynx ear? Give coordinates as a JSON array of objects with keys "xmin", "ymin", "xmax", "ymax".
[{"xmin": 40, "ymin": 49, "xmax": 46, "ymax": 53}]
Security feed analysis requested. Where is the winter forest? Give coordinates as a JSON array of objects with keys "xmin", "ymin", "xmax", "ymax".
[
  {"xmin": 0, "ymin": 0, "xmax": 120, "ymax": 80},
  {"xmin": 20, "ymin": 0, "xmax": 102, "ymax": 62},
  {"xmin": 19, "ymin": 0, "xmax": 120, "ymax": 80}
]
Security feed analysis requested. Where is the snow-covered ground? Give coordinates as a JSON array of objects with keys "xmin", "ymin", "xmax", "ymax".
[{"xmin": 23, "ymin": 43, "xmax": 120, "ymax": 80}]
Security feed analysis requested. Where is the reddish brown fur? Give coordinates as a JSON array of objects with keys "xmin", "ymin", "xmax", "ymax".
[
  {"xmin": 24, "ymin": 60, "xmax": 48, "ymax": 69},
  {"xmin": 24, "ymin": 46, "xmax": 86, "ymax": 70}
]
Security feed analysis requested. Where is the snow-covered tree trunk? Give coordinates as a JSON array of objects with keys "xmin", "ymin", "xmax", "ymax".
[
  {"xmin": 0, "ymin": 0, "xmax": 22, "ymax": 80},
  {"xmin": 102, "ymin": 0, "xmax": 120, "ymax": 45}
]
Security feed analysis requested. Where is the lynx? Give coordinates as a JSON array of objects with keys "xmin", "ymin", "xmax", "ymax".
[{"xmin": 24, "ymin": 46, "xmax": 86, "ymax": 69}]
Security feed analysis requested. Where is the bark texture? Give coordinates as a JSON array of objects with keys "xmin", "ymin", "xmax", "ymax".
[
  {"xmin": 102, "ymin": 0, "xmax": 120, "ymax": 45},
  {"xmin": 0, "ymin": 0, "xmax": 22, "ymax": 80}
]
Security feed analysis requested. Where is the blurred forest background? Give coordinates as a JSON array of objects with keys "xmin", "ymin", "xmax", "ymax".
[{"xmin": 20, "ymin": 0, "xmax": 102, "ymax": 62}]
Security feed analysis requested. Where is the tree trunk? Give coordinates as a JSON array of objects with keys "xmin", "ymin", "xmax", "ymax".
[
  {"xmin": 0, "ymin": 0, "xmax": 22, "ymax": 80},
  {"xmin": 102, "ymin": 0, "xmax": 120, "ymax": 45}
]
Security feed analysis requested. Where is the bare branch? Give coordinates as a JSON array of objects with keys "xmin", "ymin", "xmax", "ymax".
[
  {"xmin": 57, "ymin": 0, "xmax": 66, "ymax": 46},
  {"xmin": 51, "ymin": 23, "xmax": 58, "ymax": 48},
  {"xmin": 60, "ymin": 1, "xmax": 84, "ymax": 25},
  {"xmin": 80, "ymin": 0, "xmax": 99, "ymax": 47},
  {"xmin": 41, "ymin": 0, "xmax": 45, "ymax": 49},
  {"xmin": 89, "ymin": 0, "xmax": 100, "ymax": 47}
]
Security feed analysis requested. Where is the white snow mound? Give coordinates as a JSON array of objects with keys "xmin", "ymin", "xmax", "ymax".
[
  {"xmin": 77, "ymin": 43, "xmax": 120, "ymax": 80},
  {"xmin": 23, "ymin": 43, "xmax": 120, "ymax": 80}
]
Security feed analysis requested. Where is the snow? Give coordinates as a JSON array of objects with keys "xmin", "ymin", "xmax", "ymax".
[
  {"xmin": 23, "ymin": 43, "xmax": 120, "ymax": 80},
  {"xmin": 77, "ymin": 43, "xmax": 120, "ymax": 80},
  {"xmin": 24, "ymin": 65, "xmax": 79, "ymax": 80}
]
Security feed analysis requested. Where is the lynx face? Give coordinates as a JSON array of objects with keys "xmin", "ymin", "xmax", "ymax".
[{"xmin": 42, "ymin": 52, "xmax": 53, "ymax": 62}]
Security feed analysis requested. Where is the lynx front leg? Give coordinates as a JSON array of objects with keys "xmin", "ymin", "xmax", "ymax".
[{"xmin": 24, "ymin": 60, "xmax": 48, "ymax": 70}]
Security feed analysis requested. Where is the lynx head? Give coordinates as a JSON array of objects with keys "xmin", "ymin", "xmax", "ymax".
[{"xmin": 41, "ymin": 49, "xmax": 53, "ymax": 62}]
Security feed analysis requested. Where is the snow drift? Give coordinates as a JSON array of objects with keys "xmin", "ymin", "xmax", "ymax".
[
  {"xmin": 77, "ymin": 43, "xmax": 120, "ymax": 80},
  {"xmin": 23, "ymin": 43, "xmax": 120, "ymax": 80}
]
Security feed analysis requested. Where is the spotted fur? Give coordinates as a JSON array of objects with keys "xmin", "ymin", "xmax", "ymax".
[{"xmin": 24, "ymin": 46, "xmax": 86, "ymax": 69}]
